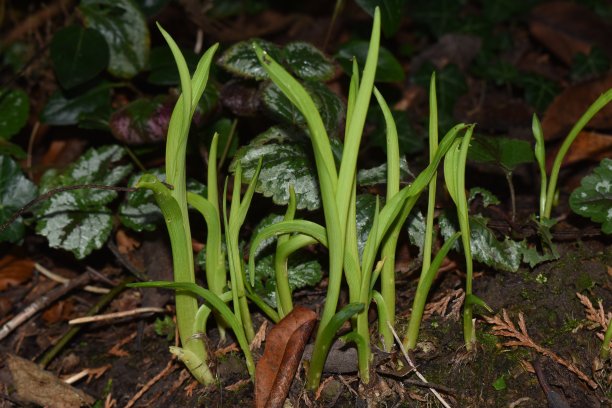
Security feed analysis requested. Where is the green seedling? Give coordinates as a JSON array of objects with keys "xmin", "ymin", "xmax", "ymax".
[
  {"xmin": 252, "ymin": 7, "xmax": 467, "ymax": 387},
  {"xmin": 533, "ymin": 89, "xmax": 612, "ymax": 220},
  {"xmin": 444, "ymin": 127, "xmax": 492, "ymax": 349},
  {"xmin": 601, "ymin": 320, "xmax": 612, "ymax": 360},
  {"xmin": 129, "ymin": 25, "xmax": 260, "ymax": 384}
]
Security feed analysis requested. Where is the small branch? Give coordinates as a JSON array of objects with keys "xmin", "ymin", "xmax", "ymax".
[
  {"xmin": 125, "ymin": 360, "xmax": 177, "ymax": 408},
  {"xmin": 35, "ymin": 263, "xmax": 109, "ymax": 294},
  {"xmin": 69, "ymin": 307, "xmax": 166, "ymax": 325},
  {"xmin": 0, "ymin": 272, "xmax": 91, "ymax": 341}
]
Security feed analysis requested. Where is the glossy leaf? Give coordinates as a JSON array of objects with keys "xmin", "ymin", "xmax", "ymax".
[
  {"xmin": 253, "ymin": 254, "xmax": 322, "ymax": 308},
  {"xmin": 0, "ymin": 88, "xmax": 29, "ymax": 140},
  {"xmin": 355, "ymin": 194, "xmax": 377, "ymax": 260},
  {"xmin": 336, "ymin": 40, "xmax": 404, "ymax": 82},
  {"xmin": 34, "ymin": 145, "xmax": 133, "ymax": 258},
  {"xmin": 218, "ymin": 39, "xmax": 283, "ymax": 80},
  {"xmin": 283, "ymin": 42, "xmax": 335, "ymax": 81},
  {"xmin": 440, "ymin": 213, "xmax": 523, "ymax": 272},
  {"xmin": 570, "ymin": 158, "xmax": 612, "ymax": 234},
  {"xmin": 109, "ymin": 96, "xmax": 173, "ymax": 145},
  {"xmin": 0, "ymin": 156, "xmax": 37, "ymax": 243},
  {"xmin": 262, "ymin": 81, "xmax": 345, "ymax": 136},
  {"xmin": 357, "ymin": 157, "xmax": 413, "ymax": 186},
  {"xmin": 80, "ymin": 0, "xmax": 150, "ymax": 78},
  {"xmin": 120, "ymin": 168, "xmax": 207, "ymax": 232},
  {"xmin": 0, "ymin": 140, "xmax": 27, "ymax": 159},
  {"xmin": 50, "ymin": 25, "xmax": 109, "ymax": 89},
  {"xmin": 468, "ymin": 135, "xmax": 534, "ymax": 172},
  {"xmin": 40, "ymin": 84, "xmax": 111, "ymax": 126},
  {"xmin": 356, "ymin": 0, "xmax": 406, "ymax": 37},
  {"xmin": 407, "ymin": 211, "xmax": 426, "ymax": 258},
  {"xmin": 133, "ymin": 0, "xmax": 170, "ymax": 16},
  {"xmin": 230, "ymin": 126, "xmax": 320, "ymax": 210},
  {"xmin": 468, "ymin": 187, "xmax": 500, "ymax": 207}
]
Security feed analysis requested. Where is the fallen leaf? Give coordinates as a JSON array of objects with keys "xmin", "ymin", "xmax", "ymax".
[
  {"xmin": 42, "ymin": 299, "xmax": 74, "ymax": 324},
  {"xmin": 6, "ymin": 353, "xmax": 95, "ymax": 408},
  {"xmin": 0, "ymin": 255, "xmax": 34, "ymax": 290},
  {"xmin": 546, "ymin": 130, "xmax": 612, "ymax": 169},
  {"xmin": 115, "ymin": 229, "xmax": 140, "ymax": 254},
  {"xmin": 255, "ymin": 306, "xmax": 317, "ymax": 408},
  {"xmin": 542, "ymin": 74, "xmax": 612, "ymax": 141},
  {"xmin": 530, "ymin": 1, "xmax": 612, "ymax": 65}
]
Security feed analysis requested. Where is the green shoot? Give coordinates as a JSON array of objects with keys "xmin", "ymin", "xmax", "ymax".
[
  {"xmin": 541, "ymin": 89, "xmax": 612, "ymax": 219},
  {"xmin": 444, "ymin": 127, "xmax": 477, "ymax": 349}
]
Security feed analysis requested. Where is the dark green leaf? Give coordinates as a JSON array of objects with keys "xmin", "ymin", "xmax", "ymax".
[
  {"xmin": 440, "ymin": 213, "xmax": 523, "ymax": 272},
  {"xmin": 356, "ymin": 0, "xmax": 406, "ymax": 37},
  {"xmin": 0, "ymin": 140, "xmax": 27, "ymax": 159},
  {"xmin": 34, "ymin": 145, "xmax": 133, "ymax": 258},
  {"xmin": 50, "ymin": 25, "xmax": 109, "ymax": 90},
  {"xmin": 517, "ymin": 74, "xmax": 559, "ymax": 112},
  {"xmin": 0, "ymin": 156, "xmax": 38, "ymax": 243},
  {"xmin": 147, "ymin": 46, "xmax": 200, "ymax": 85},
  {"xmin": 119, "ymin": 168, "xmax": 165, "ymax": 231},
  {"xmin": 468, "ymin": 187, "xmax": 500, "ymax": 207},
  {"xmin": 109, "ymin": 96, "xmax": 173, "ymax": 145},
  {"xmin": 80, "ymin": 0, "xmax": 149, "ymax": 78},
  {"xmin": 336, "ymin": 40, "xmax": 405, "ymax": 83},
  {"xmin": 120, "ymin": 168, "xmax": 208, "ymax": 232},
  {"xmin": 357, "ymin": 157, "xmax": 413, "ymax": 186},
  {"xmin": 468, "ymin": 135, "xmax": 534, "ymax": 172},
  {"xmin": 368, "ymin": 108, "xmax": 424, "ymax": 155},
  {"xmin": 283, "ymin": 42, "xmax": 335, "ymax": 81},
  {"xmin": 133, "ymin": 0, "xmax": 170, "ymax": 17},
  {"xmin": 218, "ymin": 39, "xmax": 284, "ymax": 80},
  {"xmin": 262, "ymin": 81, "xmax": 345, "ymax": 136},
  {"xmin": 570, "ymin": 158, "xmax": 612, "ymax": 234},
  {"xmin": 413, "ymin": 62, "xmax": 466, "ymax": 114},
  {"xmin": 407, "ymin": 211, "xmax": 426, "ymax": 258},
  {"xmin": 249, "ymin": 213, "xmax": 284, "ymax": 258},
  {"xmin": 570, "ymin": 47, "xmax": 610, "ymax": 82},
  {"xmin": 356, "ymin": 194, "xmax": 378, "ymax": 260},
  {"xmin": 230, "ymin": 126, "xmax": 320, "ymax": 210},
  {"xmin": 471, "ymin": 55, "xmax": 518, "ymax": 85},
  {"xmin": 0, "ymin": 88, "xmax": 29, "ymax": 140},
  {"xmin": 40, "ymin": 84, "xmax": 111, "ymax": 126},
  {"xmin": 252, "ymin": 253, "xmax": 322, "ymax": 308},
  {"xmin": 409, "ymin": 0, "xmax": 462, "ymax": 37}
]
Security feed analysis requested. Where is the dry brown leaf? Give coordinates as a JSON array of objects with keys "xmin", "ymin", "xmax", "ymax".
[
  {"xmin": 42, "ymin": 299, "xmax": 74, "ymax": 324},
  {"xmin": 542, "ymin": 74, "xmax": 612, "ymax": 141},
  {"xmin": 0, "ymin": 255, "xmax": 34, "ymax": 290},
  {"xmin": 255, "ymin": 306, "xmax": 317, "ymax": 408},
  {"xmin": 530, "ymin": 1, "xmax": 612, "ymax": 65},
  {"xmin": 115, "ymin": 229, "xmax": 140, "ymax": 254}
]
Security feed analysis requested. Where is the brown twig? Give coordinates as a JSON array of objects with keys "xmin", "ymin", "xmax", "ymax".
[
  {"xmin": 483, "ymin": 309, "xmax": 598, "ymax": 389},
  {"xmin": 576, "ymin": 292, "xmax": 611, "ymax": 343}
]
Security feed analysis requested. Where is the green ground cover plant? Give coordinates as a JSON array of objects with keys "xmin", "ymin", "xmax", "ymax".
[{"xmin": 1, "ymin": 1, "xmax": 611, "ymax": 405}]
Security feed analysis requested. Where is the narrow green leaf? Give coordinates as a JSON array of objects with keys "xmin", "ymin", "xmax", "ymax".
[{"xmin": 219, "ymin": 39, "xmax": 283, "ymax": 80}]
